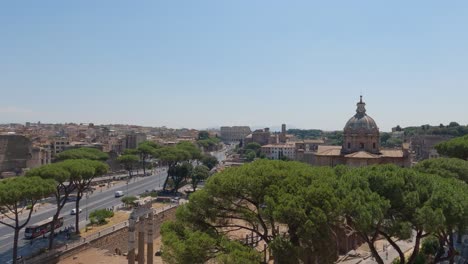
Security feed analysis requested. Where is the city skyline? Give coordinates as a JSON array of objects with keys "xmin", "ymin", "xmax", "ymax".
[{"xmin": 1, "ymin": 1, "xmax": 468, "ymax": 130}]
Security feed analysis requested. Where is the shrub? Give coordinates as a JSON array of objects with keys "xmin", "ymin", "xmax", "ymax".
[
  {"xmin": 121, "ymin": 196, "xmax": 138, "ymax": 207},
  {"xmin": 89, "ymin": 209, "xmax": 114, "ymax": 226}
]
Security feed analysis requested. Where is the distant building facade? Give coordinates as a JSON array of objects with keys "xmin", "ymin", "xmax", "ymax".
[
  {"xmin": 410, "ymin": 135, "xmax": 452, "ymax": 161},
  {"xmin": 220, "ymin": 126, "xmax": 251, "ymax": 143},
  {"xmin": 50, "ymin": 137, "xmax": 70, "ymax": 157},
  {"xmin": 0, "ymin": 134, "xmax": 32, "ymax": 175},
  {"xmin": 125, "ymin": 132, "xmax": 147, "ymax": 149},
  {"xmin": 297, "ymin": 97, "xmax": 411, "ymax": 167},
  {"xmin": 261, "ymin": 143, "xmax": 296, "ymax": 160}
]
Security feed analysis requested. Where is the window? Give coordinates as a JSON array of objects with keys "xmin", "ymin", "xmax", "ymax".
[
  {"xmin": 373, "ymin": 142, "xmax": 376, "ymax": 149},
  {"xmin": 347, "ymin": 142, "xmax": 351, "ymax": 149},
  {"xmin": 360, "ymin": 143, "xmax": 364, "ymax": 149}
]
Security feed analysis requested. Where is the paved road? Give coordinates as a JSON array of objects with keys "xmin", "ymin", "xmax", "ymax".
[
  {"xmin": 0, "ymin": 147, "xmax": 229, "ymax": 262},
  {"xmin": 0, "ymin": 169, "xmax": 169, "ymax": 263}
]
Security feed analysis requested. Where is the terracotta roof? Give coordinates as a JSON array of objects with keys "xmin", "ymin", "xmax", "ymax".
[
  {"xmin": 315, "ymin": 145, "xmax": 342, "ymax": 156},
  {"xmin": 380, "ymin": 149, "xmax": 404, "ymax": 158},
  {"xmin": 344, "ymin": 151, "xmax": 380, "ymax": 159}
]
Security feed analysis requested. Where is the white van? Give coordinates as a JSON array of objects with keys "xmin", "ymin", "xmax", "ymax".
[{"xmin": 115, "ymin": 191, "xmax": 124, "ymax": 197}]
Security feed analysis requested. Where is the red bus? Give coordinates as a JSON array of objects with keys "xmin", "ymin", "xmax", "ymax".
[{"xmin": 24, "ymin": 216, "xmax": 64, "ymax": 239}]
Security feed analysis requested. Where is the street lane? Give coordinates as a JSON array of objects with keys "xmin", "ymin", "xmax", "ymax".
[
  {"xmin": 0, "ymin": 170, "xmax": 168, "ymax": 261},
  {"xmin": 0, "ymin": 148, "xmax": 229, "ymax": 262}
]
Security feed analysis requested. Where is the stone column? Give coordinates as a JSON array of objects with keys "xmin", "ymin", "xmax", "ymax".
[
  {"xmin": 146, "ymin": 212, "xmax": 154, "ymax": 264},
  {"xmin": 138, "ymin": 216, "xmax": 145, "ymax": 264},
  {"xmin": 128, "ymin": 219, "xmax": 136, "ymax": 264}
]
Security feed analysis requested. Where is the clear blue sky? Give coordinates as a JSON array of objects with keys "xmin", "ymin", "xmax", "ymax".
[{"xmin": 1, "ymin": 1, "xmax": 467, "ymax": 131}]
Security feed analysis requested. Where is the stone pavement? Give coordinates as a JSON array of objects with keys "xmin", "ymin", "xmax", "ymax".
[{"xmin": 338, "ymin": 238, "xmax": 415, "ymax": 264}]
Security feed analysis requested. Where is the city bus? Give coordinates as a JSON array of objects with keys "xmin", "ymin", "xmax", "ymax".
[{"xmin": 24, "ymin": 216, "xmax": 64, "ymax": 239}]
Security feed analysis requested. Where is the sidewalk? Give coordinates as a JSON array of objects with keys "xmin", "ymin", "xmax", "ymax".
[{"xmin": 339, "ymin": 238, "xmax": 415, "ymax": 264}]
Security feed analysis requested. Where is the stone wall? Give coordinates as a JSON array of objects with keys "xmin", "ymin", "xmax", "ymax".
[
  {"xmin": 30, "ymin": 206, "xmax": 177, "ymax": 264},
  {"xmin": 0, "ymin": 134, "xmax": 32, "ymax": 174}
]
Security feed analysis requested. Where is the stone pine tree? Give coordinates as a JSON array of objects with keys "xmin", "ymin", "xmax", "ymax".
[
  {"xmin": 191, "ymin": 165, "xmax": 209, "ymax": 191},
  {"xmin": 59, "ymin": 159, "xmax": 108, "ymax": 234},
  {"xmin": 0, "ymin": 177, "xmax": 55, "ymax": 264},
  {"xmin": 55, "ymin": 148, "xmax": 109, "ymax": 234},
  {"xmin": 118, "ymin": 154, "xmax": 139, "ymax": 178},
  {"xmin": 26, "ymin": 164, "xmax": 76, "ymax": 250},
  {"xmin": 136, "ymin": 141, "xmax": 159, "ymax": 176},
  {"xmin": 435, "ymin": 135, "xmax": 468, "ymax": 160}
]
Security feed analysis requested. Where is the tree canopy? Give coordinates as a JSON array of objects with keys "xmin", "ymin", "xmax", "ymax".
[
  {"xmin": 161, "ymin": 160, "xmax": 468, "ymax": 264},
  {"xmin": 435, "ymin": 135, "xmax": 468, "ymax": 160},
  {"xmin": 201, "ymin": 154, "xmax": 218, "ymax": 170},
  {"xmin": 191, "ymin": 165, "xmax": 210, "ymax": 191},
  {"xmin": 414, "ymin": 157, "xmax": 468, "ymax": 183},
  {"xmin": 56, "ymin": 147, "xmax": 108, "ymax": 161},
  {"xmin": 0, "ymin": 176, "xmax": 56, "ymax": 263}
]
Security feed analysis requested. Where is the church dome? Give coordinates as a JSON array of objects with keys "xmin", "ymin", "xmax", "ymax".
[{"xmin": 344, "ymin": 96, "xmax": 379, "ymax": 133}]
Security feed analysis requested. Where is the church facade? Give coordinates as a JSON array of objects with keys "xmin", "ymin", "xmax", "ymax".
[{"xmin": 297, "ymin": 97, "xmax": 411, "ymax": 167}]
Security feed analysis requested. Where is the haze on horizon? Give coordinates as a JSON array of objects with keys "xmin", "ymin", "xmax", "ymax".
[{"xmin": 1, "ymin": 1, "xmax": 467, "ymax": 132}]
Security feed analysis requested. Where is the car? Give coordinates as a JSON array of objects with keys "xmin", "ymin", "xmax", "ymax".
[
  {"xmin": 70, "ymin": 208, "xmax": 82, "ymax": 215},
  {"xmin": 115, "ymin": 191, "xmax": 124, "ymax": 197}
]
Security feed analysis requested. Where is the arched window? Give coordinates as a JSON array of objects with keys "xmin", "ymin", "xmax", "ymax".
[
  {"xmin": 360, "ymin": 143, "xmax": 364, "ymax": 149},
  {"xmin": 373, "ymin": 142, "xmax": 376, "ymax": 149},
  {"xmin": 347, "ymin": 142, "xmax": 351, "ymax": 149}
]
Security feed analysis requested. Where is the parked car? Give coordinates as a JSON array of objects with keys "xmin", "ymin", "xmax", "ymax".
[{"xmin": 70, "ymin": 208, "xmax": 82, "ymax": 215}]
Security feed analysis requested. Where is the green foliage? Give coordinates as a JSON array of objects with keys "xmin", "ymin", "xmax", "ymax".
[
  {"xmin": 380, "ymin": 132, "xmax": 403, "ymax": 148},
  {"xmin": 404, "ymin": 124, "xmax": 468, "ymax": 137},
  {"xmin": 198, "ymin": 131, "xmax": 210, "ymax": 140},
  {"xmin": 421, "ymin": 236, "xmax": 439, "ymax": 256},
  {"xmin": 160, "ymin": 160, "xmax": 468, "ymax": 264},
  {"xmin": 435, "ymin": 135, "xmax": 468, "ymax": 160},
  {"xmin": 140, "ymin": 191, "xmax": 158, "ymax": 198},
  {"xmin": 89, "ymin": 209, "xmax": 114, "ymax": 225},
  {"xmin": 244, "ymin": 150, "xmax": 256, "ymax": 161},
  {"xmin": 0, "ymin": 176, "xmax": 56, "ymax": 262},
  {"xmin": 287, "ymin": 129, "xmax": 322, "ymax": 139},
  {"xmin": 161, "ymin": 221, "xmax": 261, "ymax": 264},
  {"xmin": 324, "ymin": 131, "xmax": 343, "ymax": 145},
  {"xmin": 117, "ymin": 154, "xmax": 139, "ymax": 176},
  {"xmin": 201, "ymin": 154, "xmax": 218, "ymax": 170},
  {"xmin": 197, "ymin": 137, "xmax": 221, "ymax": 150},
  {"xmin": 191, "ymin": 165, "xmax": 209, "ymax": 190},
  {"xmin": 168, "ymin": 162, "xmax": 193, "ymax": 192},
  {"xmin": 0, "ymin": 177, "xmax": 56, "ymax": 208},
  {"xmin": 56, "ymin": 147, "xmax": 108, "ymax": 161},
  {"xmin": 121, "ymin": 196, "xmax": 138, "ymax": 207},
  {"xmin": 245, "ymin": 142, "xmax": 261, "ymax": 152},
  {"xmin": 162, "ymin": 160, "xmax": 340, "ymax": 263},
  {"xmin": 154, "ymin": 142, "xmax": 202, "ymax": 191},
  {"xmin": 414, "ymin": 158, "xmax": 468, "ymax": 183}
]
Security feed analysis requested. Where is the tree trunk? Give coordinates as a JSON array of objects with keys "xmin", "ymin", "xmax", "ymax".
[
  {"xmin": 433, "ymin": 237, "xmax": 445, "ymax": 263},
  {"xmin": 12, "ymin": 228, "xmax": 19, "ymax": 264},
  {"xmin": 407, "ymin": 230, "xmax": 422, "ymax": 264},
  {"xmin": 368, "ymin": 241, "xmax": 384, "ymax": 264},
  {"xmin": 448, "ymin": 233, "xmax": 455, "ymax": 264},
  {"xmin": 48, "ymin": 214, "xmax": 57, "ymax": 250},
  {"xmin": 380, "ymin": 231, "xmax": 405, "ymax": 264},
  {"xmin": 75, "ymin": 194, "xmax": 82, "ymax": 235}
]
